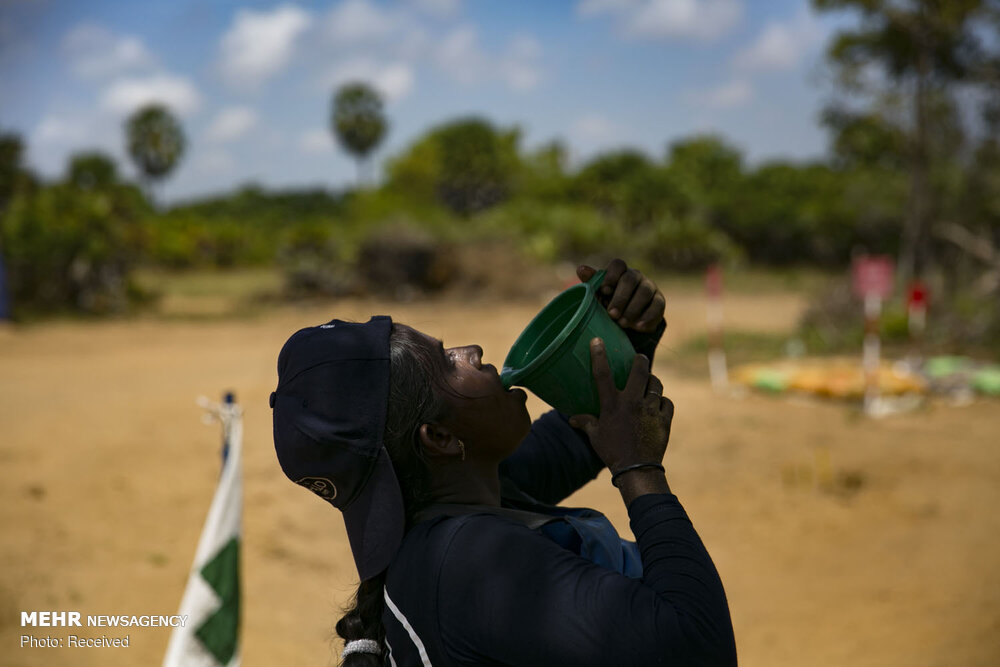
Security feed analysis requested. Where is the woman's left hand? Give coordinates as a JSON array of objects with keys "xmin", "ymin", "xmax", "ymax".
[{"xmin": 577, "ymin": 259, "xmax": 666, "ymax": 334}]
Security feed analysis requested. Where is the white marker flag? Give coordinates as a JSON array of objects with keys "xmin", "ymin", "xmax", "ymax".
[{"xmin": 163, "ymin": 398, "xmax": 242, "ymax": 667}]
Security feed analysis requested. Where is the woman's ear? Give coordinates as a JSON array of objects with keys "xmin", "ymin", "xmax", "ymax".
[{"xmin": 418, "ymin": 423, "xmax": 462, "ymax": 459}]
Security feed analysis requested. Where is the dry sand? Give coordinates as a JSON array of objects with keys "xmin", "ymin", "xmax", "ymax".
[{"xmin": 1, "ymin": 289, "xmax": 998, "ymax": 666}]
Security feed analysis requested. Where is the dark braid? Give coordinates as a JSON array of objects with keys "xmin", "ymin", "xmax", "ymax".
[
  {"xmin": 336, "ymin": 323, "xmax": 449, "ymax": 665},
  {"xmin": 334, "ymin": 575, "xmax": 388, "ymax": 667}
]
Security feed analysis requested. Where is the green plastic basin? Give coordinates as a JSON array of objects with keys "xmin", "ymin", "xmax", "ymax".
[{"xmin": 500, "ymin": 270, "xmax": 635, "ymax": 416}]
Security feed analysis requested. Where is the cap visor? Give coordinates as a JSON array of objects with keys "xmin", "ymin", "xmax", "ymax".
[{"xmin": 342, "ymin": 446, "xmax": 406, "ymax": 581}]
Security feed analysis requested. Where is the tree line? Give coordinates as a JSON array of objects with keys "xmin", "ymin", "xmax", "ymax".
[{"xmin": 0, "ymin": 0, "xmax": 997, "ymax": 320}]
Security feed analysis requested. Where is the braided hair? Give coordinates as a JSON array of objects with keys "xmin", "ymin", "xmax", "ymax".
[{"xmin": 335, "ymin": 323, "xmax": 449, "ymax": 665}]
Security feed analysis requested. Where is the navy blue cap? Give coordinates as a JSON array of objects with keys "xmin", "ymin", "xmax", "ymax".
[{"xmin": 271, "ymin": 315, "xmax": 405, "ymax": 580}]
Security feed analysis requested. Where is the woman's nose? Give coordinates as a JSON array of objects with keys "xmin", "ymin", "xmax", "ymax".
[{"xmin": 465, "ymin": 345, "xmax": 483, "ymax": 367}]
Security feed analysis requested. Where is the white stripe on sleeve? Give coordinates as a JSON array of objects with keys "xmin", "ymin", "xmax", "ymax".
[{"xmin": 384, "ymin": 589, "xmax": 432, "ymax": 667}]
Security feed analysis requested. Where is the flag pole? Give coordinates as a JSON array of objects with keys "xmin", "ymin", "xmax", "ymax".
[
  {"xmin": 852, "ymin": 255, "xmax": 894, "ymax": 418},
  {"xmin": 163, "ymin": 392, "xmax": 243, "ymax": 667},
  {"xmin": 705, "ymin": 263, "xmax": 728, "ymax": 392},
  {"xmin": 862, "ymin": 294, "xmax": 882, "ymax": 416},
  {"xmin": 221, "ymin": 391, "xmax": 235, "ymax": 464}
]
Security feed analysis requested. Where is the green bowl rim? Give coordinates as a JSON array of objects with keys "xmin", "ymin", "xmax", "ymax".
[{"xmin": 501, "ymin": 270, "xmax": 605, "ymax": 386}]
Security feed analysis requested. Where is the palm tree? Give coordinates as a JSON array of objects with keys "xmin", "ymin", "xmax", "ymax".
[
  {"xmin": 125, "ymin": 104, "xmax": 185, "ymax": 202},
  {"xmin": 331, "ymin": 82, "xmax": 387, "ymax": 186}
]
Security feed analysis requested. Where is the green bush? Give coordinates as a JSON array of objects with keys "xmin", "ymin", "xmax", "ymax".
[
  {"xmin": 386, "ymin": 117, "xmax": 521, "ymax": 216},
  {"xmin": 798, "ymin": 277, "xmax": 1000, "ymax": 358},
  {"xmin": 1, "ymin": 183, "xmax": 149, "ymax": 315},
  {"xmin": 277, "ymin": 229, "xmax": 355, "ymax": 298},
  {"xmin": 147, "ymin": 213, "xmax": 275, "ymax": 268},
  {"xmin": 639, "ymin": 217, "xmax": 741, "ymax": 271},
  {"xmin": 141, "ymin": 185, "xmax": 351, "ymax": 269},
  {"xmin": 479, "ymin": 202, "xmax": 626, "ymax": 262}
]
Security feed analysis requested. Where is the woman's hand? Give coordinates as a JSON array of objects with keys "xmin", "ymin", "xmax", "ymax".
[
  {"xmin": 568, "ymin": 339, "xmax": 674, "ymax": 474},
  {"xmin": 577, "ymin": 259, "xmax": 665, "ymax": 333}
]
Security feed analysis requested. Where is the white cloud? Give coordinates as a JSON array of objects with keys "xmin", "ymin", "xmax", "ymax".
[
  {"xmin": 579, "ymin": 0, "xmax": 742, "ymax": 43},
  {"xmin": 407, "ymin": 0, "xmax": 461, "ymax": 18},
  {"xmin": 734, "ymin": 11, "xmax": 824, "ymax": 71},
  {"xmin": 509, "ymin": 34, "xmax": 542, "ymax": 61},
  {"xmin": 298, "ymin": 128, "xmax": 331, "ymax": 154},
  {"xmin": 100, "ymin": 74, "xmax": 201, "ymax": 115},
  {"xmin": 206, "ymin": 107, "xmax": 258, "ymax": 143},
  {"xmin": 499, "ymin": 61, "xmax": 541, "ymax": 92},
  {"xmin": 194, "ymin": 149, "xmax": 235, "ymax": 175},
  {"xmin": 685, "ymin": 78, "xmax": 752, "ymax": 108},
  {"xmin": 27, "ymin": 110, "xmax": 129, "ymax": 179},
  {"xmin": 318, "ymin": 3, "xmax": 540, "ymax": 93},
  {"xmin": 499, "ymin": 35, "xmax": 543, "ymax": 92},
  {"xmin": 436, "ymin": 26, "xmax": 486, "ymax": 84},
  {"xmin": 576, "ymin": 0, "xmax": 637, "ymax": 17},
  {"xmin": 372, "ymin": 63, "xmax": 416, "ymax": 101},
  {"xmin": 570, "ymin": 114, "xmax": 621, "ymax": 144},
  {"xmin": 326, "ymin": 0, "xmax": 399, "ymax": 44},
  {"xmin": 324, "ymin": 59, "xmax": 415, "ymax": 102},
  {"xmin": 62, "ymin": 23, "xmax": 154, "ymax": 79},
  {"xmin": 434, "ymin": 27, "xmax": 542, "ymax": 92},
  {"xmin": 321, "ymin": 0, "xmax": 432, "ymax": 60},
  {"xmin": 218, "ymin": 4, "xmax": 310, "ymax": 89},
  {"xmin": 34, "ymin": 115, "xmax": 89, "ymax": 145},
  {"xmin": 626, "ymin": 0, "xmax": 741, "ymax": 41}
]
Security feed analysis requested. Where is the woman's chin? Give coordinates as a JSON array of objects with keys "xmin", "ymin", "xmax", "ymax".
[{"xmin": 507, "ymin": 387, "xmax": 528, "ymax": 400}]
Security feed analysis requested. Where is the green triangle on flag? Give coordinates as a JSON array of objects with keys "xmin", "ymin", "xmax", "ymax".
[
  {"xmin": 195, "ymin": 536, "xmax": 241, "ymax": 664},
  {"xmin": 163, "ymin": 400, "xmax": 243, "ymax": 667}
]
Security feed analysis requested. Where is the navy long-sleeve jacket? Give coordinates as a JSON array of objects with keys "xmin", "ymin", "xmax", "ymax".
[{"xmin": 381, "ymin": 324, "xmax": 737, "ymax": 666}]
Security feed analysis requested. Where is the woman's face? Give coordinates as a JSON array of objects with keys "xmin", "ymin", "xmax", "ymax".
[{"xmin": 412, "ymin": 327, "xmax": 531, "ymax": 461}]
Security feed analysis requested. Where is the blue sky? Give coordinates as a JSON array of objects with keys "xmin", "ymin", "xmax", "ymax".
[{"xmin": 0, "ymin": 0, "xmax": 851, "ymax": 202}]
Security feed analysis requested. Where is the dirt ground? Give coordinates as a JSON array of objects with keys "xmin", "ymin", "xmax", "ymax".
[{"xmin": 1, "ymin": 286, "xmax": 998, "ymax": 666}]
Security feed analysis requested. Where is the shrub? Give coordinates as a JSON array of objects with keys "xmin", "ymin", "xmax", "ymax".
[
  {"xmin": 639, "ymin": 218, "xmax": 741, "ymax": 271},
  {"xmin": 147, "ymin": 213, "xmax": 275, "ymax": 268},
  {"xmin": 386, "ymin": 118, "xmax": 521, "ymax": 216},
  {"xmin": 275, "ymin": 221, "xmax": 356, "ymax": 299},
  {"xmin": 1, "ymin": 183, "xmax": 149, "ymax": 315},
  {"xmin": 798, "ymin": 276, "xmax": 1000, "ymax": 358},
  {"xmin": 356, "ymin": 224, "xmax": 456, "ymax": 297},
  {"xmin": 479, "ymin": 202, "xmax": 626, "ymax": 263}
]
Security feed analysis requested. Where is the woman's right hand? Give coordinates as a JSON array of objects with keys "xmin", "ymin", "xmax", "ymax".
[{"xmin": 568, "ymin": 338, "xmax": 674, "ymax": 474}]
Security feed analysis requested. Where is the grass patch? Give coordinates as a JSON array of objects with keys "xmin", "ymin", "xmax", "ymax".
[
  {"xmin": 134, "ymin": 267, "xmax": 283, "ymax": 298},
  {"xmin": 664, "ymin": 330, "xmax": 793, "ymax": 377},
  {"xmin": 649, "ymin": 266, "xmax": 836, "ymax": 296},
  {"xmin": 133, "ymin": 267, "xmax": 284, "ymax": 319}
]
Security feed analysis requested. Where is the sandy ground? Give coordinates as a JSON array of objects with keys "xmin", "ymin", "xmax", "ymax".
[{"xmin": 1, "ymin": 288, "xmax": 998, "ymax": 666}]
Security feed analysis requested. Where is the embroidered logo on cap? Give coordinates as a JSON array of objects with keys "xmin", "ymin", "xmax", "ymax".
[{"xmin": 296, "ymin": 476, "xmax": 338, "ymax": 500}]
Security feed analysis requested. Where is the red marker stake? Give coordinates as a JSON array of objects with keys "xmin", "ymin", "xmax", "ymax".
[
  {"xmin": 705, "ymin": 263, "xmax": 728, "ymax": 392},
  {"xmin": 907, "ymin": 281, "xmax": 928, "ymax": 341},
  {"xmin": 862, "ymin": 294, "xmax": 882, "ymax": 415},
  {"xmin": 852, "ymin": 255, "xmax": 894, "ymax": 416}
]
